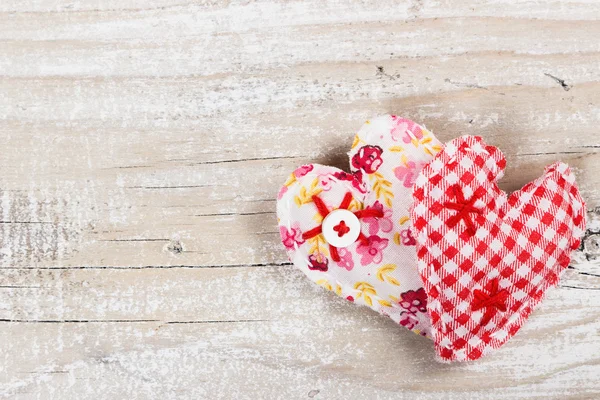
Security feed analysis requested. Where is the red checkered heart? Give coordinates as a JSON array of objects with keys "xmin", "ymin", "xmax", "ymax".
[{"xmin": 412, "ymin": 135, "xmax": 586, "ymax": 362}]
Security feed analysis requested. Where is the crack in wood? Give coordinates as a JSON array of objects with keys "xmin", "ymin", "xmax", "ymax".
[
  {"xmin": 519, "ymin": 151, "xmax": 584, "ymax": 156},
  {"xmin": 544, "ymin": 73, "xmax": 572, "ymax": 91},
  {"xmin": 101, "ymin": 165, "xmax": 153, "ymax": 170},
  {"xmin": 0, "ymin": 318, "xmax": 269, "ymax": 324},
  {"xmin": 100, "ymin": 238, "xmax": 170, "ymax": 242},
  {"xmin": 560, "ymin": 285, "xmax": 600, "ymax": 291},
  {"xmin": 0, "ymin": 285, "xmax": 41, "ymax": 289},
  {"xmin": 126, "ymin": 185, "xmax": 215, "ymax": 189},
  {"xmin": 0, "ymin": 319, "xmax": 160, "ymax": 323},
  {"xmin": 194, "ymin": 211, "xmax": 274, "ymax": 217},
  {"xmin": 165, "ymin": 319, "xmax": 268, "ymax": 324},
  {"xmin": 189, "ymin": 155, "xmax": 303, "ymax": 166},
  {"xmin": 376, "ymin": 66, "xmax": 397, "ymax": 80},
  {"xmin": 568, "ymin": 266, "xmax": 600, "ymax": 278},
  {"xmin": 0, "ymin": 262, "xmax": 294, "ymax": 270},
  {"xmin": 0, "ymin": 221, "xmax": 55, "ymax": 224},
  {"xmin": 444, "ymin": 78, "xmax": 488, "ymax": 90}
]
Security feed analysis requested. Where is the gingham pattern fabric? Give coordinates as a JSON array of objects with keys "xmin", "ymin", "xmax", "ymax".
[
  {"xmin": 412, "ymin": 135, "xmax": 586, "ymax": 362},
  {"xmin": 277, "ymin": 115, "xmax": 442, "ymax": 336}
]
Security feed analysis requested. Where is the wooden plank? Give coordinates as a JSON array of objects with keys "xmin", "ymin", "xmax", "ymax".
[
  {"xmin": 0, "ymin": 78, "xmax": 600, "ymax": 267},
  {"xmin": 0, "ymin": 264, "xmax": 597, "ymax": 398}
]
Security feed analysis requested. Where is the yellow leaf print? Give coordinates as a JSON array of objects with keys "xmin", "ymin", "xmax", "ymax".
[
  {"xmin": 348, "ymin": 199, "xmax": 363, "ymax": 212},
  {"xmin": 335, "ymin": 284, "xmax": 342, "ymax": 297},
  {"xmin": 386, "ymin": 276, "xmax": 400, "ymax": 286},
  {"xmin": 293, "ymin": 177, "xmax": 324, "ymax": 206},
  {"xmin": 370, "ymin": 172, "xmax": 394, "ymax": 206},
  {"xmin": 395, "ymin": 217, "xmax": 410, "ymax": 245},
  {"xmin": 351, "ymin": 134, "xmax": 362, "ymax": 150},
  {"xmin": 400, "ymin": 153, "xmax": 409, "ymax": 167},
  {"xmin": 421, "ymin": 129, "xmax": 442, "ymax": 155},
  {"xmin": 284, "ymin": 173, "xmax": 297, "ymax": 187},
  {"xmin": 389, "ymin": 146, "xmax": 404, "ymax": 152},
  {"xmin": 354, "ymin": 281, "xmax": 377, "ymax": 307},
  {"xmin": 307, "ymin": 235, "xmax": 329, "ymax": 257},
  {"xmin": 376, "ymin": 264, "xmax": 401, "ymax": 286},
  {"xmin": 378, "ymin": 299, "xmax": 392, "ymax": 307},
  {"xmin": 316, "ymin": 279, "xmax": 332, "ymax": 291},
  {"xmin": 354, "ymin": 281, "xmax": 377, "ymax": 295}
]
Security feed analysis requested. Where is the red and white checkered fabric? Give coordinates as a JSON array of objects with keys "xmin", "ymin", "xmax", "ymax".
[{"xmin": 412, "ymin": 135, "xmax": 586, "ymax": 362}]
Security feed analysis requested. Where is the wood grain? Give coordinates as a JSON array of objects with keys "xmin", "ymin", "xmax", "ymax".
[{"xmin": 0, "ymin": 0, "xmax": 598, "ymax": 398}]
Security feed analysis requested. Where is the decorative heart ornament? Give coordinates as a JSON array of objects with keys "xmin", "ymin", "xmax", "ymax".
[
  {"xmin": 412, "ymin": 135, "xmax": 586, "ymax": 361},
  {"xmin": 277, "ymin": 115, "xmax": 442, "ymax": 335}
]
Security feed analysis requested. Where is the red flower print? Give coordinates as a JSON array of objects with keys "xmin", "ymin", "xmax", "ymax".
[
  {"xmin": 399, "ymin": 288, "xmax": 428, "ymax": 314},
  {"xmin": 390, "ymin": 120, "xmax": 409, "ymax": 142},
  {"xmin": 317, "ymin": 173, "xmax": 335, "ymax": 191},
  {"xmin": 333, "ymin": 171, "xmax": 366, "ymax": 193},
  {"xmin": 362, "ymin": 201, "xmax": 393, "ymax": 235},
  {"xmin": 399, "ymin": 228, "xmax": 416, "ymax": 246},
  {"xmin": 294, "ymin": 164, "xmax": 314, "ymax": 178},
  {"xmin": 390, "ymin": 116, "xmax": 424, "ymax": 144},
  {"xmin": 336, "ymin": 247, "xmax": 354, "ymax": 271},
  {"xmin": 356, "ymin": 235, "xmax": 389, "ymax": 265},
  {"xmin": 399, "ymin": 312, "xmax": 418, "ymax": 330},
  {"xmin": 351, "ymin": 145, "xmax": 383, "ymax": 174},
  {"xmin": 308, "ymin": 253, "xmax": 328, "ymax": 272},
  {"xmin": 402, "ymin": 126, "xmax": 424, "ymax": 144},
  {"xmin": 279, "ymin": 225, "xmax": 304, "ymax": 250},
  {"xmin": 394, "ymin": 161, "xmax": 424, "ymax": 188}
]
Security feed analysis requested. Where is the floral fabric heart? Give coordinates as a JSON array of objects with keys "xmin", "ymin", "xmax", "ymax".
[
  {"xmin": 412, "ymin": 135, "xmax": 586, "ymax": 361},
  {"xmin": 277, "ymin": 115, "xmax": 442, "ymax": 335}
]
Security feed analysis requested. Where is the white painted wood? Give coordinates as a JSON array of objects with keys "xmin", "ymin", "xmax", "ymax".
[{"xmin": 0, "ymin": 1, "xmax": 598, "ymax": 398}]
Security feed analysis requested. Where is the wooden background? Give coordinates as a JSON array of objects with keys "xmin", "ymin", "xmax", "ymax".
[{"xmin": 0, "ymin": 0, "xmax": 599, "ymax": 398}]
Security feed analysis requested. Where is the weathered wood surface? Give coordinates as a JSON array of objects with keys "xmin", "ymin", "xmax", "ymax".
[{"xmin": 0, "ymin": 0, "xmax": 599, "ymax": 398}]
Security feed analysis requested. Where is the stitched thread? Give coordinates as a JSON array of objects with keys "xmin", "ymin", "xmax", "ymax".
[
  {"xmin": 301, "ymin": 192, "xmax": 384, "ymax": 262},
  {"xmin": 357, "ymin": 232, "xmax": 370, "ymax": 246},
  {"xmin": 333, "ymin": 220, "xmax": 351, "ymax": 237},
  {"xmin": 330, "ymin": 246, "xmax": 340, "ymax": 262},
  {"xmin": 444, "ymin": 185, "xmax": 482, "ymax": 236},
  {"xmin": 338, "ymin": 192, "xmax": 353, "ymax": 210},
  {"xmin": 472, "ymin": 279, "xmax": 509, "ymax": 312},
  {"xmin": 312, "ymin": 195, "xmax": 330, "ymax": 218}
]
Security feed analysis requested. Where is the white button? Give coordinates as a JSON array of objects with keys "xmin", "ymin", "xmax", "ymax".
[{"xmin": 322, "ymin": 209, "xmax": 361, "ymax": 248}]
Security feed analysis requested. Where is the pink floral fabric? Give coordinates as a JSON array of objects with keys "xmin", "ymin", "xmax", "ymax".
[{"xmin": 276, "ymin": 115, "xmax": 442, "ymax": 336}]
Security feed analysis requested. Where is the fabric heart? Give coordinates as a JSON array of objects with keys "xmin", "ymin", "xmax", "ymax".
[
  {"xmin": 277, "ymin": 115, "xmax": 442, "ymax": 335},
  {"xmin": 412, "ymin": 135, "xmax": 586, "ymax": 361}
]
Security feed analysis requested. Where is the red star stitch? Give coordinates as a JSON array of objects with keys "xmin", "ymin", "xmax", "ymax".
[
  {"xmin": 412, "ymin": 135, "xmax": 586, "ymax": 362},
  {"xmin": 444, "ymin": 185, "xmax": 482, "ymax": 236},
  {"xmin": 472, "ymin": 278, "xmax": 509, "ymax": 327},
  {"xmin": 472, "ymin": 279, "xmax": 509, "ymax": 312}
]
